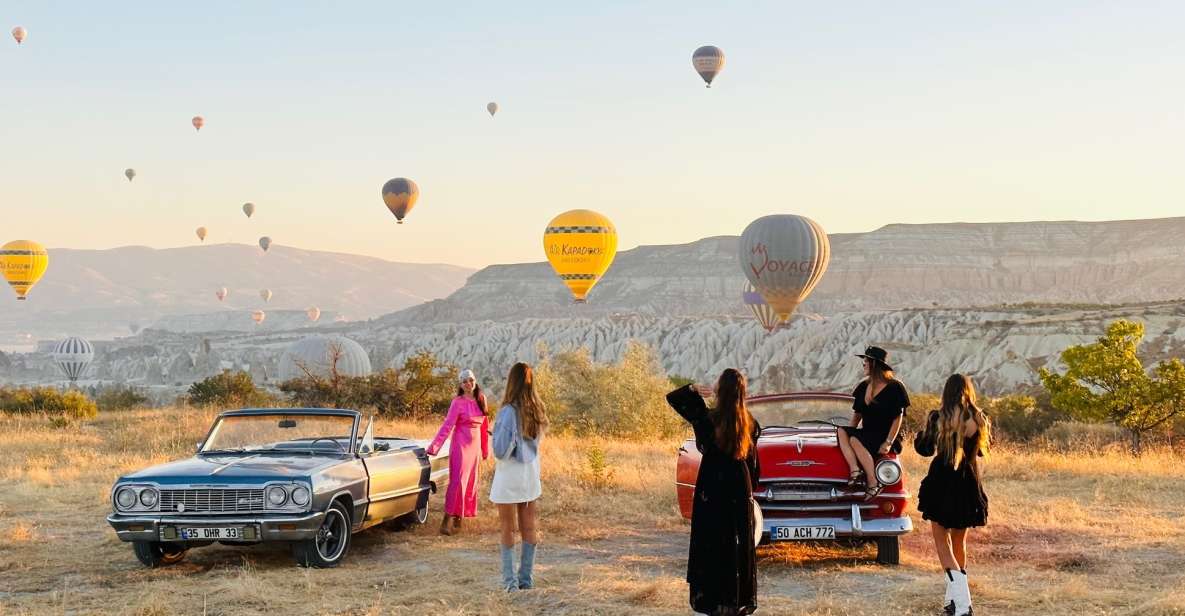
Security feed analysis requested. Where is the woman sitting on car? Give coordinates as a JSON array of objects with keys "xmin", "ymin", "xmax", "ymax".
[
  {"xmin": 837, "ymin": 346, "xmax": 910, "ymax": 500},
  {"xmin": 666, "ymin": 369, "xmax": 761, "ymax": 616}
]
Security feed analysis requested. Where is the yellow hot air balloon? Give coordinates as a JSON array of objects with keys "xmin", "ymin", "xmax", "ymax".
[
  {"xmin": 382, "ymin": 178, "xmax": 419, "ymax": 224},
  {"xmin": 1, "ymin": 240, "xmax": 49, "ymax": 301},
  {"xmin": 196, "ymin": 227, "xmax": 208, "ymax": 241},
  {"xmin": 542, "ymin": 210, "xmax": 617, "ymax": 303}
]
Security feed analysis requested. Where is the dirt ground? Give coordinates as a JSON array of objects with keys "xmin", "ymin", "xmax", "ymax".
[{"xmin": 1, "ymin": 407, "xmax": 1183, "ymax": 615}]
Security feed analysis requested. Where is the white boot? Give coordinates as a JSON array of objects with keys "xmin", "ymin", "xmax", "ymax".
[
  {"xmin": 950, "ymin": 569, "xmax": 973, "ymax": 616},
  {"xmin": 943, "ymin": 569, "xmax": 956, "ymax": 615}
]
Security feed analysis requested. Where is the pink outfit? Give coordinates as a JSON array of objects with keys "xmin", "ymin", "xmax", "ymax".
[{"xmin": 426, "ymin": 396, "xmax": 490, "ymax": 517}]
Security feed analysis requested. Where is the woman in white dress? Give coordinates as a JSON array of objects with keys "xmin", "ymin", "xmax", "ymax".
[{"xmin": 490, "ymin": 362, "xmax": 548, "ymax": 591}]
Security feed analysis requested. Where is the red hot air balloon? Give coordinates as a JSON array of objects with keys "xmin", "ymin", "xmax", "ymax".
[{"xmin": 192, "ymin": 116, "xmax": 205, "ymax": 131}]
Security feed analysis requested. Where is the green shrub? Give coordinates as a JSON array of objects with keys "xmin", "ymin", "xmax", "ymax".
[
  {"xmin": 0, "ymin": 386, "xmax": 98, "ymax": 421},
  {"xmin": 92, "ymin": 385, "xmax": 150, "ymax": 412},
  {"xmin": 578, "ymin": 441, "xmax": 617, "ymax": 491},
  {"xmin": 278, "ymin": 352, "xmax": 456, "ymax": 418},
  {"xmin": 984, "ymin": 394, "xmax": 1061, "ymax": 442},
  {"xmin": 187, "ymin": 371, "xmax": 276, "ymax": 408}
]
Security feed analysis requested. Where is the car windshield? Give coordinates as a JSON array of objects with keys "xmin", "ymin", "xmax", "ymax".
[
  {"xmin": 201, "ymin": 414, "xmax": 354, "ymax": 453},
  {"xmin": 747, "ymin": 397, "xmax": 854, "ymax": 429}
]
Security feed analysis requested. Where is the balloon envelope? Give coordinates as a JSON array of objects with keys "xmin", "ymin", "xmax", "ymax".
[
  {"xmin": 53, "ymin": 337, "xmax": 94, "ymax": 383},
  {"xmin": 692, "ymin": 45, "xmax": 725, "ymax": 87},
  {"xmin": 242, "ymin": 202, "xmax": 255, "ymax": 218},
  {"xmin": 279, "ymin": 335, "xmax": 372, "ymax": 381},
  {"xmin": 196, "ymin": 227, "xmax": 207, "ymax": 241},
  {"xmin": 252, "ymin": 310, "xmax": 266, "ymax": 324},
  {"xmin": 192, "ymin": 116, "xmax": 204, "ymax": 131},
  {"xmin": 0, "ymin": 240, "xmax": 49, "ymax": 300},
  {"xmin": 542, "ymin": 209, "xmax": 618, "ymax": 303},
  {"xmin": 739, "ymin": 215, "xmax": 830, "ymax": 320},
  {"xmin": 124, "ymin": 168, "xmax": 136, "ymax": 182},
  {"xmin": 258, "ymin": 237, "xmax": 272, "ymax": 252},
  {"xmin": 306, "ymin": 306, "xmax": 321, "ymax": 322},
  {"xmin": 743, "ymin": 282, "xmax": 780, "ymax": 333},
  {"xmin": 260, "ymin": 288, "xmax": 272, "ymax": 302},
  {"xmin": 381, "ymin": 178, "xmax": 419, "ymax": 223},
  {"xmin": 11, "ymin": 27, "xmax": 26, "ymax": 44},
  {"xmin": 487, "ymin": 102, "xmax": 499, "ymax": 116},
  {"xmin": 216, "ymin": 287, "xmax": 228, "ymax": 301}
]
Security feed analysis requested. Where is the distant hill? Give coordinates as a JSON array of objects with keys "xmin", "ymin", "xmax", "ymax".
[
  {"xmin": 385, "ymin": 217, "xmax": 1185, "ymax": 324},
  {"xmin": 0, "ymin": 244, "xmax": 473, "ymax": 344}
]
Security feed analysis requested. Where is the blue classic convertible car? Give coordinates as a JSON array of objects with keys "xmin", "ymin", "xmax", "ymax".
[{"xmin": 106, "ymin": 408, "xmax": 449, "ymax": 568}]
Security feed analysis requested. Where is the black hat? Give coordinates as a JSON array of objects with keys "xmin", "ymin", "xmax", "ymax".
[{"xmin": 856, "ymin": 346, "xmax": 893, "ymax": 371}]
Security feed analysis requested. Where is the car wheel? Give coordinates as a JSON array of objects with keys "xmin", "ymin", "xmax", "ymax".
[
  {"xmin": 293, "ymin": 501, "xmax": 352, "ymax": 568},
  {"xmin": 875, "ymin": 536, "xmax": 900, "ymax": 565},
  {"xmin": 132, "ymin": 541, "xmax": 188, "ymax": 568}
]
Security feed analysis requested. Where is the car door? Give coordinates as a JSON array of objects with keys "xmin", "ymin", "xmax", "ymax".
[{"xmin": 356, "ymin": 417, "xmax": 429, "ymax": 525}]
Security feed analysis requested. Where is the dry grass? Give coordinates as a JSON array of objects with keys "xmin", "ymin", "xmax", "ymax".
[{"xmin": 0, "ymin": 408, "xmax": 1183, "ymax": 615}]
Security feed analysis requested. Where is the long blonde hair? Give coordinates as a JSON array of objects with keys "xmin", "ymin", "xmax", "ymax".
[
  {"xmin": 937, "ymin": 374, "xmax": 991, "ymax": 470},
  {"xmin": 713, "ymin": 368, "xmax": 755, "ymax": 460},
  {"xmin": 502, "ymin": 362, "xmax": 548, "ymax": 439}
]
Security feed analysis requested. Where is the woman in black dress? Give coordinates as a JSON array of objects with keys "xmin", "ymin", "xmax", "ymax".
[
  {"xmin": 915, "ymin": 373, "xmax": 991, "ymax": 616},
  {"xmin": 837, "ymin": 346, "xmax": 910, "ymax": 500},
  {"xmin": 666, "ymin": 369, "xmax": 761, "ymax": 616}
]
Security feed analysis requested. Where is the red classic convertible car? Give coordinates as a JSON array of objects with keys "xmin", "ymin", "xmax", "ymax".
[{"xmin": 676, "ymin": 392, "xmax": 912, "ymax": 564}]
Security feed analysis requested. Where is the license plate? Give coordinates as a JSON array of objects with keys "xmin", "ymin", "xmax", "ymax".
[
  {"xmin": 180, "ymin": 527, "xmax": 243, "ymax": 540},
  {"xmin": 772, "ymin": 525, "xmax": 835, "ymax": 541}
]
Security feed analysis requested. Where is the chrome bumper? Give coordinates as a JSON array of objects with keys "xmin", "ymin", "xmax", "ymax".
[
  {"xmin": 761, "ymin": 504, "xmax": 912, "ymax": 539},
  {"xmin": 106, "ymin": 511, "xmax": 326, "ymax": 543}
]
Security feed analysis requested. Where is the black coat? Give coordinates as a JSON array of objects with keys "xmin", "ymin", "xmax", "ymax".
[{"xmin": 667, "ymin": 385, "xmax": 761, "ymax": 615}]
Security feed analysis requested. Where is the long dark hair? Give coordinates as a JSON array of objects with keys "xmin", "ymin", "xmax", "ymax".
[
  {"xmin": 937, "ymin": 374, "xmax": 991, "ymax": 469},
  {"xmin": 502, "ymin": 362, "xmax": 547, "ymax": 439},
  {"xmin": 713, "ymin": 368, "xmax": 754, "ymax": 460},
  {"xmin": 457, "ymin": 383, "xmax": 487, "ymax": 415}
]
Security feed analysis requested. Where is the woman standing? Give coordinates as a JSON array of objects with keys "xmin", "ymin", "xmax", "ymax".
[
  {"xmin": 837, "ymin": 346, "xmax": 910, "ymax": 500},
  {"xmin": 915, "ymin": 374, "xmax": 991, "ymax": 616},
  {"xmin": 490, "ymin": 362, "xmax": 548, "ymax": 591},
  {"xmin": 426, "ymin": 369, "xmax": 489, "ymax": 535},
  {"xmin": 666, "ymin": 369, "xmax": 761, "ymax": 616}
]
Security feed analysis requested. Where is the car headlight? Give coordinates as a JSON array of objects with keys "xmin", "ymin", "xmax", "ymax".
[
  {"xmin": 291, "ymin": 486, "xmax": 310, "ymax": 506},
  {"xmin": 875, "ymin": 460, "xmax": 902, "ymax": 487},
  {"xmin": 115, "ymin": 487, "xmax": 137, "ymax": 510},
  {"xmin": 266, "ymin": 485, "xmax": 288, "ymax": 506},
  {"xmin": 139, "ymin": 488, "xmax": 159, "ymax": 508}
]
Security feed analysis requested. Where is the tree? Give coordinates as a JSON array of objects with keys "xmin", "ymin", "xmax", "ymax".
[
  {"xmin": 1039, "ymin": 320, "xmax": 1185, "ymax": 454},
  {"xmin": 188, "ymin": 370, "xmax": 275, "ymax": 408},
  {"xmin": 399, "ymin": 351, "xmax": 458, "ymax": 417},
  {"xmin": 278, "ymin": 350, "xmax": 454, "ymax": 418}
]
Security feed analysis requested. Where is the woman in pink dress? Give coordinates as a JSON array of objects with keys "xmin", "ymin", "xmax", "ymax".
[{"xmin": 426, "ymin": 369, "xmax": 490, "ymax": 535}]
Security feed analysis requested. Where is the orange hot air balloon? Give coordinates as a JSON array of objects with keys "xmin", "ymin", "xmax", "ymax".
[
  {"xmin": 196, "ymin": 227, "xmax": 208, "ymax": 241},
  {"xmin": 0, "ymin": 240, "xmax": 49, "ymax": 300},
  {"xmin": 306, "ymin": 306, "xmax": 321, "ymax": 322},
  {"xmin": 192, "ymin": 116, "xmax": 205, "ymax": 131},
  {"xmin": 252, "ymin": 310, "xmax": 266, "ymax": 324},
  {"xmin": 12, "ymin": 27, "xmax": 27, "ymax": 45},
  {"xmin": 382, "ymin": 178, "xmax": 419, "ymax": 224},
  {"xmin": 216, "ymin": 287, "xmax": 228, "ymax": 302}
]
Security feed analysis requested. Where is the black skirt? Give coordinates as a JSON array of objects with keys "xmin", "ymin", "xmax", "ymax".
[{"xmin": 917, "ymin": 456, "xmax": 989, "ymax": 529}]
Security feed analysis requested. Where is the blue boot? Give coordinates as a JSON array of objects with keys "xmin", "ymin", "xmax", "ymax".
[
  {"xmin": 517, "ymin": 542, "xmax": 536, "ymax": 589},
  {"xmin": 500, "ymin": 544, "xmax": 517, "ymax": 592}
]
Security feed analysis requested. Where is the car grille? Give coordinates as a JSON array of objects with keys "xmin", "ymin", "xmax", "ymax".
[
  {"xmin": 158, "ymin": 488, "xmax": 266, "ymax": 513},
  {"xmin": 759, "ymin": 481, "xmax": 859, "ymax": 502}
]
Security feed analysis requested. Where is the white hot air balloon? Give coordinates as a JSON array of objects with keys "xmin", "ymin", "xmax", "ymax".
[
  {"xmin": 279, "ymin": 335, "xmax": 372, "ymax": 381},
  {"xmin": 52, "ymin": 337, "xmax": 94, "ymax": 383},
  {"xmin": 216, "ymin": 287, "xmax": 228, "ymax": 302},
  {"xmin": 260, "ymin": 288, "xmax": 272, "ymax": 302},
  {"xmin": 306, "ymin": 306, "xmax": 321, "ymax": 322},
  {"xmin": 252, "ymin": 310, "xmax": 266, "ymax": 324},
  {"xmin": 739, "ymin": 215, "xmax": 831, "ymax": 323},
  {"xmin": 487, "ymin": 102, "xmax": 499, "ymax": 117}
]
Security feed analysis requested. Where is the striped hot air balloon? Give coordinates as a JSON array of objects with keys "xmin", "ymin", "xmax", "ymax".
[
  {"xmin": 739, "ymin": 215, "xmax": 830, "ymax": 322},
  {"xmin": 53, "ymin": 337, "xmax": 94, "ymax": 383},
  {"xmin": 742, "ymin": 282, "xmax": 780, "ymax": 333},
  {"xmin": 542, "ymin": 209, "xmax": 618, "ymax": 303},
  {"xmin": 382, "ymin": 178, "xmax": 420, "ymax": 224},
  {"xmin": 0, "ymin": 240, "xmax": 49, "ymax": 300},
  {"xmin": 692, "ymin": 45, "xmax": 725, "ymax": 87}
]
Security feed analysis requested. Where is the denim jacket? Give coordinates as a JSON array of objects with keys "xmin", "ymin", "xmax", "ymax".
[{"xmin": 491, "ymin": 404, "xmax": 540, "ymax": 463}]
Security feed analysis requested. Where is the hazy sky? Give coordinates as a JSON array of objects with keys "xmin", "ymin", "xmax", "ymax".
[{"xmin": 1, "ymin": 1, "xmax": 1183, "ymax": 268}]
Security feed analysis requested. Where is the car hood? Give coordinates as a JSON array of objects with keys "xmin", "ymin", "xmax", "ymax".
[
  {"xmin": 120, "ymin": 453, "xmax": 346, "ymax": 485},
  {"xmin": 756, "ymin": 427, "xmax": 848, "ymax": 482}
]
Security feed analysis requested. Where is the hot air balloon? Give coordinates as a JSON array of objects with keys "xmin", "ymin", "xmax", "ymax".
[
  {"xmin": 0, "ymin": 240, "xmax": 49, "ymax": 301},
  {"xmin": 743, "ymin": 282, "xmax": 780, "ymax": 333},
  {"xmin": 124, "ymin": 168, "xmax": 136, "ymax": 182},
  {"xmin": 487, "ymin": 102, "xmax": 499, "ymax": 117},
  {"xmin": 542, "ymin": 210, "xmax": 618, "ymax": 303},
  {"xmin": 739, "ymin": 215, "xmax": 830, "ymax": 322},
  {"xmin": 279, "ymin": 335, "xmax": 371, "ymax": 381},
  {"xmin": 260, "ymin": 288, "xmax": 272, "ymax": 302},
  {"xmin": 381, "ymin": 178, "xmax": 419, "ymax": 224},
  {"xmin": 258, "ymin": 236, "xmax": 272, "ymax": 252},
  {"xmin": 195, "ymin": 227, "xmax": 208, "ymax": 241},
  {"xmin": 252, "ymin": 310, "xmax": 266, "ymax": 325},
  {"xmin": 52, "ymin": 337, "xmax": 94, "ymax": 383},
  {"xmin": 11, "ymin": 27, "xmax": 26, "ymax": 45},
  {"xmin": 306, "ymin": 306, "xmax": 321, "ymax": 322},
  {"xmin": 216, "ymin": 287, "xmax": 228, "ymax": 302},
  {"xmin": 242, "ymin": 202, "xmax": 255, "ymax": 218},
  {"xmin": 129, "ymin": 322, "xmax": 141, "ymax": 334},
  {"xmin": 192, "ymin": 116, "xmax": 205, "ymax": 131},
  {"xmin": 692, "ymin": 45, "xmax": 725, "ymax": 88}
]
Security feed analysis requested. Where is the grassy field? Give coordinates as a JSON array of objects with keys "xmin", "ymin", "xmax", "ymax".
[{"xmin": 1, "ymin": 407, "xmax": 1183, "ymax": 615}]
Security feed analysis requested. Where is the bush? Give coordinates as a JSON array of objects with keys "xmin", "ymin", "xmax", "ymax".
[
  {"xmin": 984, "ymin": 394, "xmax": 1061, "ymax": 442},
  {"xmin": 0, "ymin": 386, "xmax": 98, "ymax": 421},
  {"xmin": 1039, "ymin": 421, "xmax": 1128, "ymax": 452},
  {"xmin": 535, "ymin": 341, "xmax": 685, "ymax": 439},
  {"xmin": 92, "ymin": 385, "xmax": 150, "ymax": 412},
  {"xmin": 187, "ymin": 371, "xmax": 276, "ymax": 408},
  {"xmin": 278, "ymin": 352, "xmax": 456, "ymax": 418}
]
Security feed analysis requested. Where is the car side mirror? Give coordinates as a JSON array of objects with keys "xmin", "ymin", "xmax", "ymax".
[{"xmin": 195, "ymin": 442, "xmax": 203, "ymax": 452}]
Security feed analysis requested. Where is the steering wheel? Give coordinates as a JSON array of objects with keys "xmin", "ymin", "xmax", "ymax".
[{"xmin": 308, "ymin": 437, "xmax": 346, "ymax": 452}]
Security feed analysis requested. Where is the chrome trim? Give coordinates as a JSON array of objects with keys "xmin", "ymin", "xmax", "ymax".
[
  {"xmin": 761, "ymin": 510, "xmax": 912, "ymax": 539},
  {"xmin": 759, "ymin": 476, "xmax": 846, "ymax": 484},
  {"xmin": 760, "ymin": 502, "xmax": 878, "ymax": 512},
  {"xmin": 369, "ymin": 484, "xmax": 430, "ymax": 502},
  {"xmin": 675, "ymin": 481, "xmax": 696, "ymax": 489},
  {"xmin": 107, "ymin": 510, "xmax": 327, "ymax": 542}
]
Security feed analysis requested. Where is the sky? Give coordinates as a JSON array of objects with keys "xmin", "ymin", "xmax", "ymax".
[{"xmin": 1, "ymin": 1, "xmax": 1183, "ymax": 268}]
